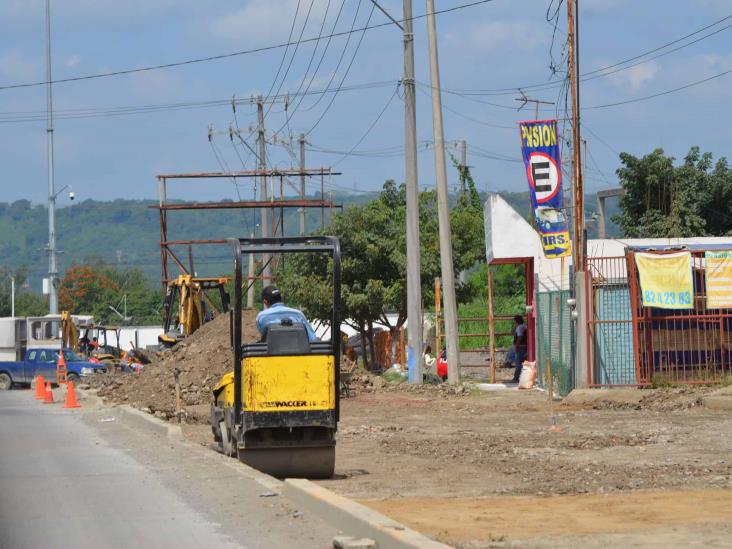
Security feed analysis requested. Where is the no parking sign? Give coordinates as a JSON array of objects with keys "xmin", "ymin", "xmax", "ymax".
[
  {"xmin": 519, "ymin": 120, "xmax": 571, "ymax": 259},
  {"xmin": 519, "ymin": 119, "xmax": 563, "ymax": 211}
]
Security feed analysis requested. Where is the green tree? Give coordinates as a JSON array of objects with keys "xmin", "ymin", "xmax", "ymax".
[
  {"xmin": 58, "ymin": 263, "xmax": 162, "ymax": 325},
  {"xmin": 0, "ymin": 265, "xmax": 47, "ymax": 316},
  {"xmin": 614, "ymin": 147, "xmax": 732, "ymax": 237},
  {"xmin": 280, "ymin": 176, "xmax": 487, "ymax": 367}
]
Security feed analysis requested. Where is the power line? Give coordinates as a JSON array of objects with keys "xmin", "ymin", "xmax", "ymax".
[
  {"xmin": 435, "ymin": 12, "xmax": 732, "ymax": 97},
  {"xmin": 330, "ymin": 85, "xmax": 400, "ymax": 167},
  {"xmin": 0, "ymin": 0, "xmax": 496, "ymax": 93},
  {"xmin": 304, "ymin": 0, "xmax": 376, "ymax": 136},
  {"xmin": 261, "ymin": 0, "xmax": 303, "ymax": 107},
  {"xmin": 0, "ymin": 80, "xmax": 397, "ymax": 124},
  {"xmin": 586, "ymin": 65, "xmax": 732, "ymax": 109},
  {"xmin": 264, "ymin": 0, "xmax": 317, "ymax": 118}
]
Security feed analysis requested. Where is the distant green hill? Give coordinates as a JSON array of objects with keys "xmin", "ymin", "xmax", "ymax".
[{"xmin": 0, "ymin": 190, "xmax": 620, "ymax": 293}]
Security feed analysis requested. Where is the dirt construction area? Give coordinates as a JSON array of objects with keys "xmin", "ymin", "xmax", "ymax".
[
  {"xmin": 174, "ymin": 383, "xmax": 732, "ymax": 548},
  {"xmin": 88, "ymin": 315, "xmax": 732, "ymax": 547}
]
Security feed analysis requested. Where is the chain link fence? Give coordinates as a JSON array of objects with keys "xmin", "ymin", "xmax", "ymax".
[{"xmin": 536, "ymin": 290, "xmax": 573, "ymax": 396}]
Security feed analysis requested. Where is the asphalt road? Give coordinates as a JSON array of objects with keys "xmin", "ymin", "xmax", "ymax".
[{"xmin": 0, "ymin": 389, "xmax": 337, "ymax": 549}]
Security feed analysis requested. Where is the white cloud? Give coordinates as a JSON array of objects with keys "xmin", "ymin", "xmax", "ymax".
[
  {"xmin": 205, "ymin": 0, "xmax": 333, "ymax": 46},
  {"xmin": 607, "ymin": 61, "xmax": 660, "ymax": 90},
  {"xmin": 449, "ymin": 20, "xmax": 546, "ymax": 53},
  {"xmin": 64, "ymin": 55, "xmax": 81, "ymax": 68},
  {"xmin": 0, "ymin": 51, "xmax": 36, "ymax": 80}
]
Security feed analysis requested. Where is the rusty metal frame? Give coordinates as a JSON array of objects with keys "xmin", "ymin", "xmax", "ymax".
[
  {"xmin": 154, "ymin": 169, "xmax": 342, "ymax": 291},
  {"xmin": 586, "ymin": 249, "xmax": 732, "ymax": 387}
]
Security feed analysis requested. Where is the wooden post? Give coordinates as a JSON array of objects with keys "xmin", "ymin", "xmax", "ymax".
[
  {"xmin": 174, "ymin": 367, "xmax": 182, "ymax": 424},
  {"xmin": 488, "ymin": 268, "xmax": 496, "ymax": 384},
  {"xmin": 545, "ymin": 357, "xmax": 553, "ymax": 403},
  {"xmin": 435, "ymin": 278, "xmax": 442, "ymax": 352}
]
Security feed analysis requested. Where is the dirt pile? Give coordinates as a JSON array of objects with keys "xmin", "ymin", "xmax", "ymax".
[
  {"xmin": 563, "ymin": 386, "xmax": 721, "ymax": 412},
  {"xmin": 344, "ymin": 364, "xmax": 473, "ymax": 398},
  {"xmin": 92, "ymin": 310, "xmax": 258, "ymax": 421}
]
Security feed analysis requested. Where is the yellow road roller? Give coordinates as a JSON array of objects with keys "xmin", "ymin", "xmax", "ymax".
[{"xmin": 211, "ymin": 236, "xmax": 341, "ymax": 478}]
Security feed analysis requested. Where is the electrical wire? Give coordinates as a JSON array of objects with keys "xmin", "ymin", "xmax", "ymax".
[
  {"xmin": 0, "ymin": 80, "xmax": 397, "ymax": 124},
  {"xmin": 586, "ymin": 65, "xmax": 732, "ymax": 109},
  {"xmin": 264, "ymin": 0, "xmax": 317, "ymax": 118},
  {"xmin": 297, "ymin": 0, "xmax": 365, "ymax": 117},
  {"xmin": 0, "ymin": 0, "xmax": 496, "ymax": 92},
  {"xmin": 330, "ymin": 85, "xmax": 399, "ymax": 167},
  {"xmin": 261, "ymin": 0, "xmax": 303, "ymax": 106}
]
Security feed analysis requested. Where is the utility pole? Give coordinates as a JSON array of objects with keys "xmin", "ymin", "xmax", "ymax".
[
  {"xmin": 402, "ymin": 0, "xmax": 424, "ymax": 384},
  {"xmin": 567, "ymin": 0, "xmax": 584, "ymax": 268},
  {"xmin": 299, "ymin": 133, "xmax": 306, "ymax": 235},
  {"xmin": 257, "ymin": 96, "xmax": 271, "ymax": 282},
  {"xmin": 45, "ymin": 0, "xmax": 58, "ymax": 315},
  {"xmin": 426, "ymin": 0, "xmax": 460, "ymax": 383},
  {"xmin": 371, "ymin": 0, "xmax": 424, "ymax": 383},
  {"xmin": 459, "ymin": 139, "xmax": 467, "ymax": 194}
]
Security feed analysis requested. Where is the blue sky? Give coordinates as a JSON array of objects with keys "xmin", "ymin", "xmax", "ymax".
[{"xmin": 1, "ymin": 0, "xmax": 731, "ymax": 207}]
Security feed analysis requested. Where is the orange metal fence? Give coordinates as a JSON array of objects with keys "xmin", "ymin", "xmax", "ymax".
[{"xmin": 586, "ymin": 251, "xmax": 732, "ymax": 387}]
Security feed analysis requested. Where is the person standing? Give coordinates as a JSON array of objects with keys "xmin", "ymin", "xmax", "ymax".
[{"xmin": 511, "ymin": 315, "xmax": 528, "ymax": 383}]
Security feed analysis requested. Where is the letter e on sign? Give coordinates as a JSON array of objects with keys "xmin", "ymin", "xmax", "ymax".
[{"xmin": 527, "ymin": 152, "xmax": 561, "ymax": 203}]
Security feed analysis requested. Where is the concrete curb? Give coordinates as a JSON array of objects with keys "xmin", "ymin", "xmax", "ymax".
[
  {"xmin": 116, "ymin": 404, "xmax": 184, "ymax": 439},
  {"xmin": 76, "ymin": 388, "xmax": 183, "ymax": 439},
  {"xmin": 283, "ymin": 479, "xmax": 449, "ymax": 549},
  {"xmin": 76, "ymin": 388, "xmax": 445, "ymax": 547}
]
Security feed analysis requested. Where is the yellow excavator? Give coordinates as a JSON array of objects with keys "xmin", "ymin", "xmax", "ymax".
[
  {"xmin": 210, "ymin": 236, "xmax": 341, "ymax": 479},
  {"xmin": 158, "ymin": 275, "xmax": 231, "ymax": 347}
]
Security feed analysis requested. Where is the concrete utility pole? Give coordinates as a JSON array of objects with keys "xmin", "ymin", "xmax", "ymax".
[
  {"xmin": 567, "ymin": 0, "xmax": 584, "ymax": 268},
  {"xmin": 403, "ymin": 0, "xmax": 424, "ymax": 384},
  {"xmin": 257, "ymin": 96, "xmax": 271, "ymax": 282},
  {"xmin": 371, "ymin": 0, "xmax": 423, "ymax": 383},
  {"xmin": 426, "ymin": 0, "xmax": 460, "ymax": 383},
  {"xmin": 45, "ymin": 0, "xmax": 58, "ymax": 315},
  {"xmin": 459, "ymin": 139, "xmax": 467, "ymax": 194},
  {"xmin": 299, "ymin": 133, "xmax": 306, "ymax": 235}
]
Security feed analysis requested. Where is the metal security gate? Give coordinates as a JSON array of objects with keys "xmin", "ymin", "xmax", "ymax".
[
  {"xmin": 585, "ymin": 256, "xmax": 636, "ymax": 387},
  {"xmin": 628, "ymin": 250, "xmax": 732, "ymax": 385},
  {"xmin": 586, "ymin": 251, "xmax": 732, "ymax": 387},
  {"xmin": 536, "ymin": 290, "xmax": 573, "ymax": 396}
]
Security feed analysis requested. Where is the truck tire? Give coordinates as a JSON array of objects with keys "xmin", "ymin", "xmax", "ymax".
[
  {"xmin": 67, "ymin": 373, "xmax": 80, "ymax": 384},
  {"xmin": 0, "ymin": 372, "xmax": 12, "ymax": 391}
]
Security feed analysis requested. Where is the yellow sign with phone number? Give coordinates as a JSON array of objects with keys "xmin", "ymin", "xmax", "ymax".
[{"xmin": 635, "ymin": 252, "xmax": 693, "ymax": 309}]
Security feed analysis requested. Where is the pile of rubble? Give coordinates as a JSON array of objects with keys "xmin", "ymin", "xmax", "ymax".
[{"xmin": 91, "ymin": 310, "xmax": 258, "ymax": 422}]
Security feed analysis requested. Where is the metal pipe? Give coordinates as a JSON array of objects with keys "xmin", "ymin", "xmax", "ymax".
[{"xmin": 45, "ymin": 0, "xmax": 58, "ymax": 315}]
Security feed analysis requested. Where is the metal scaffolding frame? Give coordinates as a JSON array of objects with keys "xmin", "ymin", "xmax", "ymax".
[{"xmin": 153, "ymin": 168, "xmax": 341, "ymax": 289}]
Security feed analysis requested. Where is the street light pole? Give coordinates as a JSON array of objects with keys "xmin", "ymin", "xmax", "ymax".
[
  {"xmin": 45, "ymin": 0, "xmax": 58, "ymax": 315},
  {"xmin": 10, "ymin": 277, "xmax": 15, "ymax": 318}
]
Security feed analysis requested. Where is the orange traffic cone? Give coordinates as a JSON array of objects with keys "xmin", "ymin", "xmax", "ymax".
[
  {"xmin": 43, "ymin": 382, "xmax": 54, "ymax": 404},
  {"xmin": 35, "ymin": 375, "xmax": 46, "ymax": 400},
  {"xmin": 56, "ymin": 351, "xmax": 68, "ymax": 385},
  {"xmin": 63, "ymin": 380, "xmax": 81, "ymax": 409}
]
